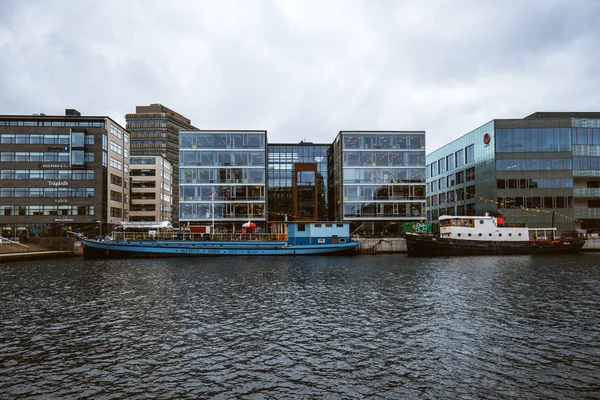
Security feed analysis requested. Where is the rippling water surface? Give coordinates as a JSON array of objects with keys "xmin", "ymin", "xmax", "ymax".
[{"xmin": 1, "ymin": 254, "xmax": 599, "ymax": 399}]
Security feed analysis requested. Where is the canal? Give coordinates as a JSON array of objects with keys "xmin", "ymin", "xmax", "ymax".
[{"xmin": 1, "ymin": 254, "xmax": 599, "ymax": 398}]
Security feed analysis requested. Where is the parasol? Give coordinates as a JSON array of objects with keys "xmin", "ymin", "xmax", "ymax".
[{"xmin": 242, "ymin": 221, "xmax": 257, "ymax": 229}]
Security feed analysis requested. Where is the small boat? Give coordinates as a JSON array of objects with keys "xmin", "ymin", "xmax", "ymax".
[
  {"xmin": 77, "ymin": 221, "xmax": 359, "ymax": 258},
  {"xmin": 405, "ymin": 214, "xmax": 586, "ymax": 257}
]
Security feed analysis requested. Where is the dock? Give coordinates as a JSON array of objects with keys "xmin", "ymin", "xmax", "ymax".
[{"xmin": 0, "ymin": 251, "xmax": 75, "ymax": 263}]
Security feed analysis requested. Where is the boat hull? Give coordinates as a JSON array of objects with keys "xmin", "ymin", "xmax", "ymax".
[
  {"xmin": 405, "ymin": 234, "xmax": 586, "ymax": 257},
  {"xmin": 81, "ymin": 238, "xmax": 360, "ymax": 259}
]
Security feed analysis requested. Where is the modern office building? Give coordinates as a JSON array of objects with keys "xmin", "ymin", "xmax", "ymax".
[
  {"xmin": 329, "ymin": 131, "xmax": 427, "ymax": 234},
  {"xmin": 426, "ymin": 112, "xmax": 600, "ymax": 232},
  {"xmin": 0, "ymin": 109, "xmax": 130, "ymax": 237},
  {"xmin": 267, "ymin": 142, "xmax": 330, "ymax": 221},
  {"xmin": 125, "ymin": 104, "xmax": 197, "ymax": 225},
  {"xmin": 129, "ymin": 156, "xmax": 173, "ymax": 222},
  {"xmin": 178, "ymin": 130, "xmax": 267, "ymax": 231}
]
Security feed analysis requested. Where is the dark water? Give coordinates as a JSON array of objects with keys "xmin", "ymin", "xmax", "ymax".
[{"xmin": 1, "ymin": 254, "xmax": 599, "ymax": 399}]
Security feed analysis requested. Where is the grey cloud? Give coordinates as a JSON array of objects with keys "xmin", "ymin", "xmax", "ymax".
[{"xmin": 1, "ymin": 0, "xmax": 599, "ymax": 151}]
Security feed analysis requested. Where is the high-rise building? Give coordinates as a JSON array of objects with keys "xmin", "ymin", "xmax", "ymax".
[
  {"xmin": 0, "ymin": 109, "xmax": 130, "ymax": 237},
  {"xmin": 426, "ymin": 112, "xmax": 600, "ymax": 232},
  {"xmin": 329, "ymin": 131, "xmax": 427, "ymax": 234},
  {"xmin": 130, "ymin": 156, "xmax": 173, "ymax": 222},
  {"xmin": 125, "ymin": 104, "xmax": 197, "ymax": 226},
  {"xmin": 267, "ymin": 142, "xmax": 330, "ymax": 221},
  {"xmin": 178, "ymin": 130, "xmax": 267, "ymax": 231}
]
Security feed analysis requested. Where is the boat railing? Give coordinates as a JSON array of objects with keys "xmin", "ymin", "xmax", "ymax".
[{"xmin": 106, "ymin": 232, "xmax": 288, "ymax": 242}]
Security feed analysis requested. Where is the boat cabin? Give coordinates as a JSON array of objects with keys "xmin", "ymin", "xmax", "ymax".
[
  {"xmin": 287, "ymin": 222, "xmax": 352, "ymax": 245},
  {"xmin": 528, "ymin": 229, "xmax": 556, "ymax": 241},
  {"xmin": 438, "ymin": 215, "xmax": 530, "ymax": 242}
]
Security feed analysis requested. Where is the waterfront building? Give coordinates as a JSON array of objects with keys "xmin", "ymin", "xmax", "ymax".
[
  {"xmin": 267, "ymin": 142, "xmax": 330, "ymax": 221},
  {"xmin": 129, "ymin": 156, "xmax": 173, "ymax": 222},
  {"xmin": 329, "ymin": 131, "xmax": 427, "ymax": 234},
  {"xmin": 0, "ymin": 109, "xmax": 130, "ymax": 237},
  {"xmin": 178, "ymin": 130, "xmax": 267, "ymax": 231},
  {"xmin": 426, "ymin": 112, "xmax": 600, "ymax": 232},
  {"xmin": 125, "ymin": 104, "xmax": 197, "ymax": 225}
]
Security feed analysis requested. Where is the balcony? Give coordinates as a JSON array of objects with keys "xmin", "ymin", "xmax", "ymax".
[
  {"xmin": 574, "ymin": 188, "xmax": 600, "ymax": 197},
  {"xmin": 574, "ymin": 208, "xmax": 600, "ymax": 219}
]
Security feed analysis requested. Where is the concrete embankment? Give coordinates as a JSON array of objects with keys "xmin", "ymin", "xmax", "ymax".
[
  {"xmin": 358, "ymin": 237, "xmax": 600, "ymax": 253},
  {"xmin": 358, "ymin": 238, "xmax": 407, "ymax": 253},
  {"xmin": 0, "ymin": 238, "xmax": 83, "ymax": 262},
  {"xmin": 0, "ymin": 251, "xmax": 75, "ymax": 263},
  {"xmin": 583, "ymin": 237, "xmax": 600, "ymax": 252}
]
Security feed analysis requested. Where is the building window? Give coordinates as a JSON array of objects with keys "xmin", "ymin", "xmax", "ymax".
[
  {"xmin": 465, "ymin": 145, "xmax": 474, "ymax": 164},
  {"xmin": 71, "ymin": 132, "xmax": 85, "ymax": 148},
  {"xmin": 71, "ymin": 150, "xmax": 85, "ymax": 166},
  {"xmin": 455, "ymin": 149, "xmax": 465, "ymax": 168}
]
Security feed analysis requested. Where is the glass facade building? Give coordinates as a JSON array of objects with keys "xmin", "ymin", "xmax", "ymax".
[
  {"xmin": 330, "ymin": 131, "xmax": 427, "ymax": 234},
  {"xmin": 179, "ymin": 130, "xmax": 267, "ymax": 231},
  {"xmin": 426, "ymin": 112, "xmax": 600, "ymax": 232},
  {"xmin": 267, "ymin": 142, "xmax": 330, "ymax": 221}
]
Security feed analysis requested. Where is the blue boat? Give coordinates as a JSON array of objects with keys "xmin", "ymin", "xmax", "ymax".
[{"xmin": 79, "ymin": 221, "xmax": 359, "ymax": 258}]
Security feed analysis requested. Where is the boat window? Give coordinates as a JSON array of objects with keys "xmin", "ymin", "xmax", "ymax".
[
  {"xmin": 479, "ymin": 220, "xmax": 484, "ymax": 224},
  {"xmin": 457, "ymin": 233, "xmax": 461, "ymax": 237},
  {"xmin": 468, "ymin": 233, "xmax": 471, "ymax": 237},
  {"xmin": 315, "ymin": 224, "xmax": 322, "ymax": 227},
  {"xmin": 340, "ymin": 238, "xmax": 346, "ymax": 243},
  {"xmin": 509, "ymin": 233, "xmax": 512, "ymax": 236},
  {"xmin": 326, "ymin": 224, "xmax": 333, "ymax": 227},
  {"xmin": 518, "ymin": 233, "xmax": 522, "ymax": 236},
  {"xmin": 318, "ymin": 238, "xmax": 325, "ymax": 243},
  {"xmin": 337, "ymin": 224, "xmax": 343, "ymax": 227},
  {"xmin": 298, "ymin": 224, "xmax": 306, "ymax": 232},
  {"xmin": 499, "ymin": 233, "xmax": 502, "ymax": 237},
  {"xmin": 479, "ymin": 233, "xmax": 482, "ymax": 236},
  {"xmin": 489, "ymin": 233, "xmax": 492, "ymax": 236}
]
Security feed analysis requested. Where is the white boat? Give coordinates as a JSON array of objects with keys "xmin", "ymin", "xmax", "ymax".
[{"xmin": 405, "ymin": 214, "xmax": 586, "ymax": 257}]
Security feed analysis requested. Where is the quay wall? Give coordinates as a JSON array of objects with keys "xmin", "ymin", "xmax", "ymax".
[
  {"xmin": 583, "ymin": 237, "xmax": 600, "ymax": 252},
  {"xmin": 26, "ymin": 237, "xmax": 77, "ymax": 251},
  {"xmin": 358, "ymin": 238, "xmax": 407, "ymax": 253},
  {"xmin": 359, "ymin": 237, "xmax": 600, "ymax": 253}
]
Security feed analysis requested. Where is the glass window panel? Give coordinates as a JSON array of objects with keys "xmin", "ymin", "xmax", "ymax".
[
  {"xmin": 71, "ymin": 150, "xmax": 85, "ymax": 166},
  {"xmin": 71, "ymin": 132, "xmax": 85, "ymax": 147},
  {"xmin": 513, "ymin": 129, "xmax": 525, "ymax": 152},
  {"xmin": 559, "ymin": 128, "xmax": 571, "ymax": 151}
]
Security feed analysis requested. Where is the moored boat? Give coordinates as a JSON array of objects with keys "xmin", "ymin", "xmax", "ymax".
[
  {"xmin": 405, "ymin": 214, "xmax": 586, "ymax": 257},
  {"xmin": 78, "ymin": 221, "xmax": 359, "ymax": 258}
]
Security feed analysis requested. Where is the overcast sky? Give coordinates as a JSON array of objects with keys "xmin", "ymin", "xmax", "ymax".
[{"xmin": 1, "ymin": 0, "xmax": 599, "ymax": 152}]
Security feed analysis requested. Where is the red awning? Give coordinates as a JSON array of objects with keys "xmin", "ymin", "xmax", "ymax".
[{"xmin": 242, "ymin": 221, "xmax": 257, "ymax": 229}]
